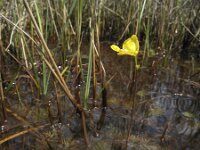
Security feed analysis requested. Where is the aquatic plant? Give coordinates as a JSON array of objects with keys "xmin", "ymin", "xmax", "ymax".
[
  {"xmin": 110, "ymin": 34, "xmax": 140, "ymax": 69},
  {"xmin": 111, "ymin": 34, "xmax": 139, "ymax": 56}
]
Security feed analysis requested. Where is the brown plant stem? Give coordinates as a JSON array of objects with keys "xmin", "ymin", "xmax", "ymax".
[{"xmin": 0, "ymin": 73, "xmax": 7, "ymax": 122}]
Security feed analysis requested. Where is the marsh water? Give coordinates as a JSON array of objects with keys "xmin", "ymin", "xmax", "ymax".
[{"xmin": 1, "ymin": 43, "xmax": 200, "ymax": 150}]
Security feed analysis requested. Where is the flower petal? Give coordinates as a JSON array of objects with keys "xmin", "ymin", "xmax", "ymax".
[
  {"xmin": 131, "ymin": 35, "xmax": 139, "ymax": 51},
  {"xmin": 117, "ymin": 49, "xmax": 134, "ymax": 56},
  {"xmin": 110, "ymin": 34, "xmax": 140, "ymax": 57},
  {"xmin": 122, "ymin": 37, "xmax": 136, "ymax": 52},
  {"xmin": 110, "ymin": 44, "xmax": 121, "ymax": 52},
  {"xmin": 122, "ymin": 34, "xmax": 139, "ymax": 56},
  {"xmin": 117, "ymin": 52, "xmax": 127, "ymax": 56}
]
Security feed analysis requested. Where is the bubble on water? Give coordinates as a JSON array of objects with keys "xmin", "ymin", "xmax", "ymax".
[
  {"xmin": 93, "ymin": 106, "xmax": 98, "ymax": 110},
  {"xmin": 95, "ymin": 132, "xmax": 100, "ymax": 137},
  {"xmin": 48, "ymin": 101, "xmax": 52, "ymax": 106},
  {"xmin": 1, "ymin": 120, "xmax": 8, "ymax": 133},
  {"xmin": 1, "ymin": 125, "xmax": 5, "ymax": 132},
  {"xmin": 174, "ymin": 93, "xmax": 183, "ymax": 96},
  {"xmin": 23, "ymin": 125, "xmax": 30, "ymax": 129},
  {"xmin": 75, "ymin": 84, "xmax": 81, "ymax": 89}
]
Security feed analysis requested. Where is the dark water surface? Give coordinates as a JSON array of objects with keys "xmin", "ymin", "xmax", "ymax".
[{"xmin": 1, "ymin": 44, "xmax": 200, "ymax": 150}]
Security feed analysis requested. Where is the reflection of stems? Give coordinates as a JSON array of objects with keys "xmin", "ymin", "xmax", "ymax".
[
  {"xmin": 160, "ymin": 123, "xmax": 168, "ymax": 143},
  {"xmin": 3, "ymin": 108, "xmax": 52, "ymax": 149},
  {"xmin": 74, "ymin": 70, "xmax": 81, "ymax": 112},
  {"xmin": 96, "ymin": 63, "xmax": 107, "ymax": 131},
  {"xmin": 97, "ymin": 108, "xmax": 106, "ymax": 131},
  {"xmin": 54, "ymin": 82, "xmax": 62, "ymax": 123},
  {"xmin": 131, "ymin": 56, "xmax": 138, "ymax": 104},
  {"xmin": 0, "ymin": 73, "xmax": 7, "ymax": 122},
  {"xmin": 126, "ymin": 56, "xmax": 138, "ymax": 148},
  {"xmin": 81, "ymin": 111, "xmax": 89, "ymax": 144}
]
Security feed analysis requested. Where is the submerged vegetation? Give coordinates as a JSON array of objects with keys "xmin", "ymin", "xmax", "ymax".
[{"xmin": 0, "ymin": 0, "xmax": 200, "ymax": 149}]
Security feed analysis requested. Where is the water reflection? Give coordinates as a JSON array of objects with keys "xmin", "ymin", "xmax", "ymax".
[
  {"xmin": 100, "ymin": 49, "xmax": 200, "ymax": 148},
  {"xmin": 1, "ymin": 43, "xmax": 200, "ymax": 149}
]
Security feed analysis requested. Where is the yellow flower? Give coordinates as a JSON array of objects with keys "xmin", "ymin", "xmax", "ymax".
[{"xmin": 110, "ymin": 34, "xmax": 139, "ymax": 56}]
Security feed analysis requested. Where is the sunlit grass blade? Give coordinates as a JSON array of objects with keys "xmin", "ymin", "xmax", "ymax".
[{"xmin": 84, "ymin": 29, "xmax": 93, "ymax": 109}]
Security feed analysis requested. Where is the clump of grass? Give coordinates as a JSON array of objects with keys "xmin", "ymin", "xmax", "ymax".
[{"xmin": 102, "ymin": 0, "xmax": 199, "ymax": 59}]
